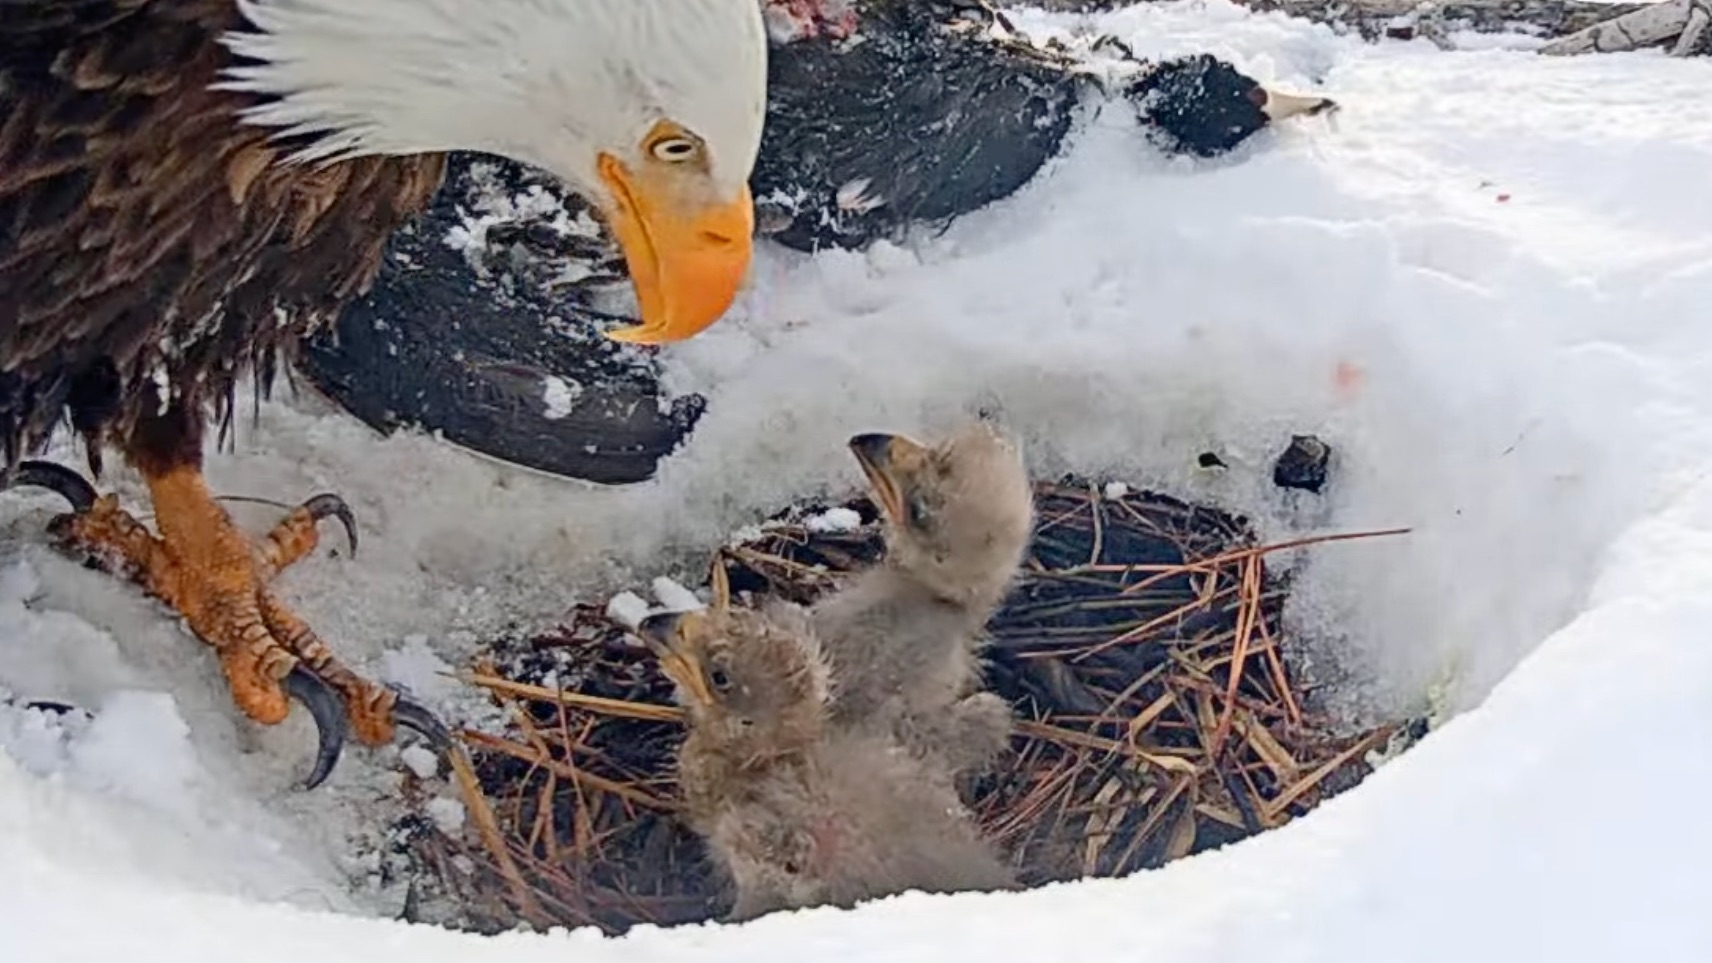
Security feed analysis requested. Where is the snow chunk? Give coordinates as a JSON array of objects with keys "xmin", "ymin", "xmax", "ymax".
[
  {"xmin": 805, "ymin": 507, "xmax": 864, "ymax": 533},
  {"xmin": 604, "ymin": 591, "xmax": 651, "ymax": 629},
  {"xmin": 424, "ymin": 797, "xmax": 466, "ymax": 834},
  {"xmin": 1102, "ymin": 482, "xmax": 1131, "ymax": 500},
  {"xmin": 651, "ymin": 577, "xmax": 705, "ymax": 613},
  {"xmin": 399, "ymin": 746, "xmax": 440, "ymax": 781},
  {"xmin": 540, "ymin": 375, "xmax": 582, "ymax": 421}
]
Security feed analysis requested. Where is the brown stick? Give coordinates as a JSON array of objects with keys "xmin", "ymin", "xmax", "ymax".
[
  {"xmin": 465, "ymin": 672, "xmax": 684, "ymax": 722},
  {"xmin": 446, "ymin": 743, "xmax": 550, "ymax": 926}
]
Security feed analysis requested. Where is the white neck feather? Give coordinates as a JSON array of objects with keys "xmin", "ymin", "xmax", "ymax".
[{"xmin": 218, "ymin": 0, "xmax": 767, "ymax": 197}]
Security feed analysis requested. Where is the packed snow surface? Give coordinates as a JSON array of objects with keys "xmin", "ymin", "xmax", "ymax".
[{"xmin": 5, "ymin": 1, "xmax": 1712, "ymax": 959}]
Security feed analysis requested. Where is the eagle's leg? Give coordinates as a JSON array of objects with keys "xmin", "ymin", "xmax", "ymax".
[
  {"xmin": 49, "ymin": 479, "xmax": 303, "ymax": 729},
  {"xmin": 30, "ymin": 404, "xmax": 447, "ymax": 788}
]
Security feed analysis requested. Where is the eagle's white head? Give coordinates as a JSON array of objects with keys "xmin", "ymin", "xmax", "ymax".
[{"xmin": 220, "ymin": 0, "xmax": 769, "ymax": 344}]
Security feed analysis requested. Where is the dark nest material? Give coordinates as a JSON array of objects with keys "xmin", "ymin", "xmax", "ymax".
[{"xmin": 407, "ymin": 480, "xmax": 1420, "ymax": 934}]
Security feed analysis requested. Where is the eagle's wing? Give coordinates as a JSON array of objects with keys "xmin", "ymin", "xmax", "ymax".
[{"xmin": 0, "ymin": 0, "xmax": 442, "ymax": 456}]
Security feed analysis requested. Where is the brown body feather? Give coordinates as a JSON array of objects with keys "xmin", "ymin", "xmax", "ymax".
[{"xmin": 0, "ymin": 0, "xmax": 447, "ymax": 473}]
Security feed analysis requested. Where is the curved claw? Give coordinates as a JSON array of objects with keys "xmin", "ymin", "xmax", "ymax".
[
  {"xmin": 391, "ymin": 691, "xmax": 453, "ymax": 751},
  {"xmin": 301, "ymin": 493, "xmax": 358, "ymax": 557},
  {"xmin": 283, "ymin": 665, "xmax": 349, "ymax": 790},
  {"xmin": 4, "ymin": 460, "xmax": 97, "ymax": 513}
]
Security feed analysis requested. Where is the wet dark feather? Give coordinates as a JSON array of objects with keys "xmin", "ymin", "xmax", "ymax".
[{"xmin": 0, "ymin": 0, "xmax": 447, "ymax": 472}]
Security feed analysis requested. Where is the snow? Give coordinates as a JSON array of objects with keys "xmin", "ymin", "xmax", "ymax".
[
  {"xmin": 605, "ymin": 590, "xmax": 653, "ymax": 628},
  {"xmin": 651, "ymin": 576, "xmax": 707, "ymax": 613},
  {"xmin": 540, "ymin": 375, "xmax": 583, "ymax": 420},
  {"xmin": 602, "ymin": 579, "xmax": 706, "ymax": 631},
  {"xmin": 5, "ymin": 0, "xmax": 1712, "ymax": 958},
  {"xmin": 399, "ymin": 745, "xmax": 441, "ymax": 780},
  {"xmin": 804, "ymin": 506, "xmax": 864, "ymax": 533},
  {"xmin": 423, "ymin": 796, "xmax": 467, "ymax": 834}
]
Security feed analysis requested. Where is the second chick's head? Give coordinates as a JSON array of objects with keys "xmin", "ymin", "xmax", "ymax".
[{"xmin": 847, "ymin": 421, "xmax": 1036, "ymax": 606}]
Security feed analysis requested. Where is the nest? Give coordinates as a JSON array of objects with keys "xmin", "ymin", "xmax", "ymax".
[{"xmin": 408, "ymin": 478, "xmax": 1419, "ymax": 934}]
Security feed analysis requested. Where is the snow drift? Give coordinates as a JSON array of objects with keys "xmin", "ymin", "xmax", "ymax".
[{"xmin": 3, "ymin": 1, "xmax": 1712, "ymax": 959}]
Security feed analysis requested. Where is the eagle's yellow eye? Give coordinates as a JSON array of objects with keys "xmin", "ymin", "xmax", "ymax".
[
  {"xmin": 642, "ymin": 120, "xmax": 705, "ymax": 165},
  {"xmin": 651, "ymin": 136, "xmax": 699, "ymax": 162}
]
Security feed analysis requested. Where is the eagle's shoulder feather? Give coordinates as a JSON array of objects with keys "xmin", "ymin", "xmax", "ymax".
[{"xmin": 0, "ymin": 0, "xmax": 445, "ymax": 463}]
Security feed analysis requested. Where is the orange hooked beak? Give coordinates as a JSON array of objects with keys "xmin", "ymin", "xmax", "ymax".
[{"xmin": 597, "ymin": 153, "xmax": 754, "ymax": 345}]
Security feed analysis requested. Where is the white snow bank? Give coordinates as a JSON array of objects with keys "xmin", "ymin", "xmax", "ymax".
[
  {"xmin": 4, "ymin": 485, "xmax": 1710, "ymax": 957},
  {"xmin": 2, "ymin": 0, "xmax": 1711, "ymax": 955}
]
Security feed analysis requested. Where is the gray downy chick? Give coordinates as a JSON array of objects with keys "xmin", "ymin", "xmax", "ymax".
[
  {"xmin": 638, "ymin": 601, "xmax": 1018, "ymax": 923},
  {"xmin": 811, "ymin": 421, "xmax": 1036, "ymax": 780}
]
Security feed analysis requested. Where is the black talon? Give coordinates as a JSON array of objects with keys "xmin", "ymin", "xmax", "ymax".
[
  {"xmin": 301, "ymin": 493, "xmax": 358, "ymax": 557},
  {"xmin": 283, "ymin": 665, "xmax": 349, "ymax": 790},
  {"xmin": 4, "ymin": 460, "xmax": 97, "ymax": 513},
  {"xmin": 391, "ymin": 691, "xmax": 453, "ymax": 751}
]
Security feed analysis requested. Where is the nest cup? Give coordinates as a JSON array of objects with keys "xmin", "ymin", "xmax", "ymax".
[{"xmin": 402, "ymin": 462, "xmax": 1421, "ymax": 934}]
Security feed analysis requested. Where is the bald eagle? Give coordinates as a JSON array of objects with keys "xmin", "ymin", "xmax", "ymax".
[{"xmin": 0, "ymin": 0, "xmax": 768, "ymax": 787}]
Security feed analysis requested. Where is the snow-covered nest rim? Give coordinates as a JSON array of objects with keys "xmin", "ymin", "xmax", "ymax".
[{"xmin": 397, "ymin": 475, "xmax": 1425, "ymax": 935}]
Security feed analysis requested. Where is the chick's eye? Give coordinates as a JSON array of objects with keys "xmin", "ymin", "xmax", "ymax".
[
  {"xmin": 651, "ymin": 136, "xmax": 699, "ymax": 162},
  {"xmin": 708, "ymin": 667, "xmax": 732, "ymax": 691},
  {"xmin": 905, "ymin": 494, "xmax": 931, "ymax": 529}
]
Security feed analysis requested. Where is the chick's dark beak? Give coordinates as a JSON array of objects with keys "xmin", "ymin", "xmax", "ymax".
[
  {"xmin": 848, "ymin": 433, "xmax": 905, "ymax": 522},
  {"xmin": 850, "ymin": 432, "xmax": 938, "ymax": 525},
  {"xmin": 847, "ymin": 433, "xmax": 893, "ymax": 467},
  {"xmin": 637, "ymin": 611, "xmax": 686, "ymax": 654},
  {"xmin": 637, "ymin": 611, "xmax": 715, "ymax": 707}
]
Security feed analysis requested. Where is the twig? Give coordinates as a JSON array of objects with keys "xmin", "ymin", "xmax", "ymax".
[
  {"xmin": 447, "ymin": 743, "xmax": 549, "ymax": 926},
  {"xmin": 1210, "ymin": 553, "xmax": 1263, "ymax": 752},
  {"xmin": 1262, "ymin": 727, "xmax": 1396, "ymax": 821},
  {"xmin": 459, "ymin": 730, "xmax": 678, "ymax": 811},
  {"xmin": 1015, "ymin": 719, "xmax": 1199, "ymax": 774},
  {"xmin": 465, "ymin": 673, "xmax": 684, "ymax": 722}
]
